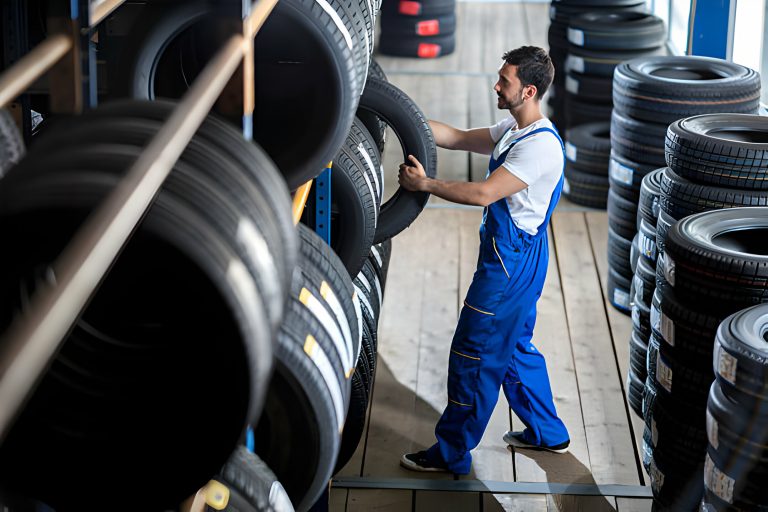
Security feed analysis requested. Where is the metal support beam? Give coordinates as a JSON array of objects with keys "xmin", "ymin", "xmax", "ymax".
[
  {"xmin": 687, "ymin": 0, "xmax": 736, "ymax": 59},
  {"xmin": 332, "ymin": 477, "xmax": 654, "ymax": 498}
]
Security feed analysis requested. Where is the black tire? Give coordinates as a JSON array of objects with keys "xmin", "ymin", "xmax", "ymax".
[
  {"xmin": 613, "ymin": 57, "xmax": 761, "ymax": 124},
  {"xmin": 632, "ymin": 292, "xmax": 651, "ymax": 341},
  {"xmin": 0, "ymin": 108, "xmax": 24, "ymax": 178},
  {"xmin": 326, "ymin": 144, "xmax": 378, "ymax": 277},
  {"xmin": 564, "ymin": 95, "xmax": 613, "ymax": 127},
  {"xmin": 378, "ymin": 32, "xmax": 456, "ymax": 58},
  {"xmin": 714, "ymin": 304, "xmax": 768, "ymax": 401},
  {"xmin": 370, "ymin": 240, "xmax": 392, "ymax": 290},
  {"xmin": 567, "ymin": 12, "xmax": 666, "ymax": 51},
  {"xmin": 655, "ymin": 334, "xmax": 714, "ymax": 404},
  {"xmin": 633, "ymin": 252, "xmax": 656, "ymax": 307},
  {"xmin": 609, "ymin": 151, "xmax": 658, "ymax": 196},
  {"xmin": 549, "ymin": 1, "xmax": 646, "ymax": 24},
  {"xmin": 608, "ymin": 265, "xmax": 632, "ymax": 313},
  {"xmin": 666, "ymin": 114, "xmax": 768, "ymax": 190},
  {"xmin": 256, "ymin": 295, "xmax": 349, "ymax": 512},
  {"xmin": 662, "ymin": 207, "xmax": 768, "ymax": 311},
  {"xmin": 565, "ymin": 121, "xmax": 611, "ymax": 173},
  {"xmin": 357, "ymin": 61, "xmax": 389, "ymax": 155},
  {"xmin": 565, "ymin": 72, "xmax": 613, "ymax": 103},
  {"xmin": 565, "ymin": 45, "xmax": 667, "ymax": 78},
  {"xmin": 210, "ymin": 447, "xmax": 294, "ymax": 512},
  {"xmin": 0, "ymin": 159, "xmax": 269, "ymax": 510},
  {"xmin": 380, "ymin": 11, "xmax": 456, "ymax": 36},
  {"xmin": 608, "ymin": 226, "xmax": 633, "ymax": 278},
  {"xmin": 627, "ymin": 367, "xmax": 645, "ymax": 418},
  {"xmin": 607, "ymin": 188, "xmax": 638, "ymax": 241},
  {"xmin": 637, "ymin": 217, "xmax": 658, "ymax": 264},
  {"xmin": 334, "ymin": 351, "xmax": 371, "ymax": 474},
  {"xmin": 659, "ymin": 167, "xmax": 768, "ymax": 222},
  {"xmin": 637, "ymin": 167, "xmax": 664, "ymax": 229},
  {"xmin": 629, "ymin": 328, "xmax": 649, "ymax": 380},
  {"xmin": 113, "ymin": 0, "xmax": 359, "ymax": 190},
  {"xmin": 563, "ymin": 164, "xmax": 608, "ymax": 208},
  {"xmin": 348, "ymin": 118, "xmax": 384, "ymax": 207},
  {"xmin": 358, "ymin": 78, "xmax": 437, "ymax": 243},
  {"xmin": 381, "ymin": 0, "xmax": 456, "ymax": 18},
  {"xmin": 610, "ymin": 110, "xmax": 668, "ymax": 168},
  {"xmin": 654, "ymin": 208, "xmax": 676, "ymax": 256}
]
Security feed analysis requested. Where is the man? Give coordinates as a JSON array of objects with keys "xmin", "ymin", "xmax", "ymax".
[{"xmin": 398, "ymin": 46, "xmax": 570, "ymax": 475}]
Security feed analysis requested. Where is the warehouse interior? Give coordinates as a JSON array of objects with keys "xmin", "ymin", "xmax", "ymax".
[{"xmin": 0, "ymin": 1, "xmax": 767, "ymax": 511}]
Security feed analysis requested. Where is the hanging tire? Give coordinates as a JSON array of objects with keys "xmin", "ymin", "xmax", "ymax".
[{"xmin": 358, "ymin": 78, "xmax": 437, "ymax": 243}]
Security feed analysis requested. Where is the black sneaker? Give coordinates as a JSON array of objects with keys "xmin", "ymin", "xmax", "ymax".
[
  {"xmin": 503, "ymin": 431, "xmax": 570, "ymax": 454},
  {"xmin": 400, "ymin": 450, "xmax": 449, "ymax": 472}
]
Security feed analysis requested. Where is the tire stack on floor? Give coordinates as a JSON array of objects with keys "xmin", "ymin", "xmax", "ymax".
[
  {"xmin": 639, "ymin": 115, "xmax": 768, "ymax": 510},
  {"xmin": 564, "ymin": 11, "xmax": 665, "ymax": 129},
  {"xmin": 606, "ymin": 56, "xmax": 762, "ymax": 314},
  {"xmin": 703, "ymin": 304, "xmax": 768, "ymax": 511},
  {"xmin": 644, "ymin": 207, "xmax": 768, "ymax": 510},
  {"xmin": 0, "ymin": 100, "xmax": 297, "ymax": 511},
  {"xmin": 378, "ymin": 0, "xmax": 456, "ymax": 58},
  {"xmin": 546, "ymin": 0, "xmax": 645, "ymax": 130},
  {"xmin": 563, "ymin": 122, "xmax": 611, "ymax": 208}
]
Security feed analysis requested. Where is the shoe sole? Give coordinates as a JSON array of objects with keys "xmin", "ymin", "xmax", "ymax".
[
  {"xmin": 399, "ymin": 455, "xmax": 450, "ymax": 472},
  {"xmin": 504, "ymin": 437, "xmax": 569, "ymax": 454}
]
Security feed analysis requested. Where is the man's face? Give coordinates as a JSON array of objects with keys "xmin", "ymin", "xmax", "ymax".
[{"xmin": 494, "ymin": 64, "xmax": 528, "ymax": 111}]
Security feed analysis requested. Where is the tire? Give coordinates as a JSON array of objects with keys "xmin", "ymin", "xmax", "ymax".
[
  {"xmin": 348, "ymin": 118, "xmax": 384, "ymax": 207},
  {"xmin": 256, "ymin": 295, "xmax": 349, "ymax": 512},
  {"xmin": 609, "ymin": 151, "xmax": 658, "ymax": 198},
  {"xmin": 327, "ymin": 144, "xmax": 378, "ymax": 277},
  {"xmin": 627, "ymin": 367, "xmax": 645, "ymax": 418},
  {"xmin": 549, "ymin": 1, "xmax": 645, "ymax": 24},
  {"xmin": 654, "ymin": 208, "xmax": 676, "ymax": 256},
  {"xmin": 608, "ymin": 265, "xmax": 632, "ymax": 313},
  {"xmin": 637, "ymin": 167, "xmax": 664, "ymax": 229},
  {"xmin": 637, "ymin": 217, "xmax": 658, "ymax": 264},
  {"xmin": 564, "ymin": 72, "xmax": 613, "ymax": 103},
  {"xmin": 565, "ymin": 121, "xmax": 611, "ymax": 173},
  {"xmin": 610, "ymin": 110, "xmax": 667, "ymax": 168},
  {"xmin": 633, "ymin": 253, "xmax": 655, "ymax": 307},
  {"xmin": 567, "ymin": 12, "xmax": 666, "ymax": 51},
  {"xmin": 613, "ymin": 57, "xmax": 761, "ymax": 124},
  {"xmin": 666, "ymin": 114, "xmax": 768, "ymax": 190},
  {"xmin": 607, "ymin": 188, "xmax": 638, "ymax": 241},
  {"xmin": 565, "ymin": 45, "xmax": 667, "ymax": 78},
  {"xmin": 334, "ymin": 350, "xmax": 371, "ymax": 474},
  {"xmin": 662, "ymin": 207, "xmax": 768, "ymax": 311},
  {"xmin": 378, "ymin": 33, "xmax": 456, "ymax": 58},
  {"xmin": 380, "ymin": 11, "xmax": 456, "ymax": 36},
  {"xmin": 563, "ymin": 164, "xmax": 608, "ymax": 208},
  {"xmin": 659, "ymin": 168, "xmax": 768, "ymax": 222},
  {"xmin": 357, "ymin": 62, "xmax": 388, "ymax": 156},
  {"xmin": 655, "ymin": 334, "xmax": 715, "ymax": 404},
  {"xmin": 114, "ymin": 0, "xmax": 359, "ymax": 190},
  {"xmin": 629, "ymin": 328, "xmax": 649, "ymax": 380},
  {"xmin": 632, "ymin": 292, "xmax": 651, "ymax": 341},
  {"xmin": 0, "ymin": 154, "xmax": 270, "ymax": 510},
  {"xmin": 0, "ymin": 108, "xmax": 24, "ymax": 178},
  {"xmin": 564, "ymin": 95, "xmax": 612, "ymax": 127},
  {"xmin": 210, "ymin": 447, "xmax": 294, "ymax": 512},
  {"xmin": 714, "ymin": 304, "xmax": 768, "ymax": 402},
  {"xmin": 382, "ymin": 0, "xmax": 456, "ymax": 18},
  {"xmin": 608, "ymin": 226, "xmax": 633, "ymax": 278},
  {"xmin": 357, "ymin": 78, "xmax": 437, "ymax": 243}
]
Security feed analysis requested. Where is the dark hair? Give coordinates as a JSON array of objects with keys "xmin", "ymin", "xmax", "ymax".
[{"xmin": 502, "ymin": 46, "xmax": 554, "ymax": 100}]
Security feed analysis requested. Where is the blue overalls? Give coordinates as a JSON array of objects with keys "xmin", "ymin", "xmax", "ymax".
[{"xmin": 425, "ymin": 126, "xmax": 570, "ymax": 475}]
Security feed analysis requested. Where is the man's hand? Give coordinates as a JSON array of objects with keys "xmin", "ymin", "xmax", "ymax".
[{"xmin": 398, "ymin": 155, "xmax": 428, "ymax": 192}]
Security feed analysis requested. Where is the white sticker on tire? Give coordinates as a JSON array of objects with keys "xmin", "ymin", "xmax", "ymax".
[
  {"xmin": 661, "ymin": 311, "xmax": 675, "ymax": 347},
  {"xmin": 613, "ymin": 287, "xmax": 630, "ymax": 309},
  {"xmin": 650, "ymin": 302, "xmax": 661, "ymax": 334},
  {"xmin": 565, "ymin": 141, "xmax": 578, "ymax": 162},
  {"xmin": 656, "ymin": 351, "xmax": 673, "ymax": 393},
  {"xmin": 563, "ymin": 177, "xmax": 571, "ymax": 195},
  {"xmin": 609, "ymin": 158, "xmax": 634, "ymax": 185},
  {"xmin": 567, "ymin": 28, "xmax": 585, "ymax": 46},
  {"xmin": 706, "ymin": 409, "xmax": 719, "ymax": 450},
  {"xmin": 565, "ymin": 55, "xmax": 585, "ymax": 74},
  {"xmin": 717, "ymin": 345, "xmax": 738, "ymax": 385},
  {"xmin": 565, "ymin": 76, "xmax": 579, "ymax": 94},
  {"xmin": 705, "ymin": 453, "xmax": 734, "ymax": 504}
]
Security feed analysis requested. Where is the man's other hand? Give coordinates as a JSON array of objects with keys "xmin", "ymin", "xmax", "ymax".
[{"xmin": 398, "ymin": 155, "xmax": 428, "ymax": 192}]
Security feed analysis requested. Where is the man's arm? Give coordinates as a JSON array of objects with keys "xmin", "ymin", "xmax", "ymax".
[
  {"xmin": 430, "ymin": 120, "xmax": 496, "ymax": 155},
  {"xmin": 398, "ymin": 155, "xmax": 527, "ymax": 207}
]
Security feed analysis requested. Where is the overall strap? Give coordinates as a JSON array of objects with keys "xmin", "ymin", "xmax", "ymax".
[{"xmin": 534, "ymin": 127, "xmax": 566, "ymax": 235}]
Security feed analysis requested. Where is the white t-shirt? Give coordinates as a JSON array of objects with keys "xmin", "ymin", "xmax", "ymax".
[{"xmin": 488, "ymin": 117, "xmax": 564, "ymax": 236}]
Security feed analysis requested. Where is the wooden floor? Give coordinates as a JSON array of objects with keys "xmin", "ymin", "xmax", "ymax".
[{"xmin": 331, "ymin": 2, "xmax": 651, "ymax": 510}]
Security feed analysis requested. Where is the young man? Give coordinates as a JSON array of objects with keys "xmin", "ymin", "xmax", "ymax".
[{"xmin": 398, "ymin": 46, "xmax": 570, "ymax": 475}]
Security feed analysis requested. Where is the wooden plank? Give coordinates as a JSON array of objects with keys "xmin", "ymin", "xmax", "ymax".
[
  {"xmin": 616, "ymin": 497, "xmax": 653, "ymax": 512},
  {"xmin": 507, "ymin": 226, "xmax": 590, "ymax": 511},
  {"xmin": 584, "ymin": 211, "xmax": 649, "ymax": 485},
  {"xmin": 487, "ymin": 494, "xmax": 549, "ymax": 512},
  {"xmin": 547, "ymin": 495, "xmax": 618, "ymax": 511},
  {"xmin": 551, "ymin": 211, "xmax": 639, "ymax": 486},
  {"xmin": 329, "ymin": 488, "xmax": 347, "ymax": 511}
]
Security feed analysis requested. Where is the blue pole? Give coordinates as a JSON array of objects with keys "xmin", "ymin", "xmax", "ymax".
[{"xmin": 687, "ymin": 0, "xmax": 735, "ymax": 59}]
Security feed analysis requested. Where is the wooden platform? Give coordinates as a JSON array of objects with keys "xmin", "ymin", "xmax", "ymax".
[{"xmin": 331, "ymin": 2, "xmax": 652, "ymax": 510}]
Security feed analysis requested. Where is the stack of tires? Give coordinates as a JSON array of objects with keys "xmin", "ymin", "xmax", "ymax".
[
  {"xmin": 625, "ymin": 167, "xmax": 663, "ymax": 416},
  {"xmin": 0, "ymin": 100, "xmax": 297, "ymax": 511},
  {"xmin": 564, "ymin": 11, "xmax": 665, "ymax": 129},
  {"xmin": 563, "ymin": 122, "xmax": 611, "ymax": 208},
  {"xmin": 606, "ymin": 56, "xmax": 761, "ymax": 314},
  {"xmin": 644, "ymin": 207, "xmax": 768, "ymax": 510},
  {"xmin": 378, "ymin": 0, "xmax": 456, "ymax": 58},
  {"xmin": 546, "ymin": 0, "xmax": 645, "ymax": 130},
  {"xmin": 703, "ymin": 304, "xmax": 768, "ymax": 511}
]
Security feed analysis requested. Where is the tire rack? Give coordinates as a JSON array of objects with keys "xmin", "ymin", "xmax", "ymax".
[{"xmin": 0, "ymin": 0, "xmax": 282, "ymax": 464}]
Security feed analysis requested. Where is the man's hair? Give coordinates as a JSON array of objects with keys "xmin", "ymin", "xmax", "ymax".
[{"xmin": 502, "ymin": 46, "xmax": 554, "ymax": 100}]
